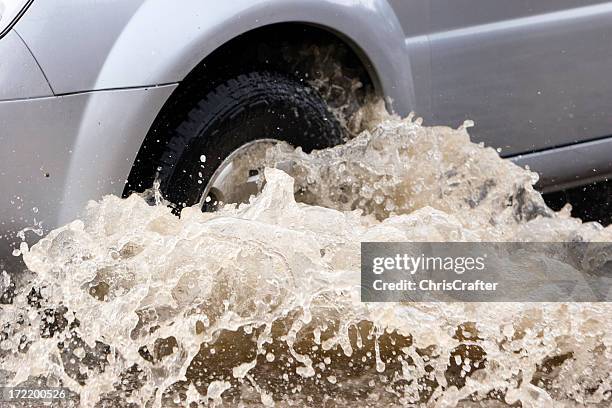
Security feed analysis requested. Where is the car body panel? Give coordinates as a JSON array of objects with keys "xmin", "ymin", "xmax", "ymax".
[
  {"xmin": 13, "ymin": 0, "xmax": 145, "ymax": 94},
  {"xmin": 0, "ymin": 85, "xmax": 176, "ymax": 255},
  {"xmin": 15, "ymin": 0, "xmax": 414, "ymax": 114},
  {"xmin": 0, "ymin": 30, "xmax": 51, "ymax": 100},
  {"xmin": 386, "ymin": 0, "xmax": 432, "ymax": 117},
  {"xmin": 512, "ymin": 137, "xmax": 612, "ymax": 193},
  {"xmin": 428, "ymin": 1, "xmax": 612, "ymax": 155}
]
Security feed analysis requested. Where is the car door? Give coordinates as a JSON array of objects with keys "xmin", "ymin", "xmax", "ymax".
[{"xmin": 427, "ymin": 0, "xmax": 612, "ymax": 156}]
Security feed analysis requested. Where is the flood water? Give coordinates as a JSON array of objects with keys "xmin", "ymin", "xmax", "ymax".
[{"xmin": 1, "ymin": 107, "xmax": 610, "ymax": 407}]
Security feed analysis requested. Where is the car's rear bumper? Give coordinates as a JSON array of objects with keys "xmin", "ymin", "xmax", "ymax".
[{"xmin": 0, "ymin": 85, "xmax": 177, "ymax": 266}]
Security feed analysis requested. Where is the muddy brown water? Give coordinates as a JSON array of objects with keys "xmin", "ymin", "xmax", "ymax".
[{"xmin": 1, "ymin": 109, "xmax": 610, "ymax": 407}]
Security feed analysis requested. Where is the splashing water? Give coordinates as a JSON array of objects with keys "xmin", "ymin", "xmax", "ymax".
[{"xmin": 1, "ymin": 110, "xmax": 610, "ymax": 407}]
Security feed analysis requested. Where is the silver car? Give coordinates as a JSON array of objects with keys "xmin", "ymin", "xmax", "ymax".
[{"xmin": 2, "ymin": 0, "xmax": 612, "ymax": 260}]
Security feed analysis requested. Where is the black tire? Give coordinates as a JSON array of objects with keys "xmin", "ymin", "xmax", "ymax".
[{"xmin": 155, "ymin": 71, "xmax": 343, "ymax": 210}]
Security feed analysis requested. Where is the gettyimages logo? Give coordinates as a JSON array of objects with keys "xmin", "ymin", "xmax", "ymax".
[
  {"xmin": 361, "ymin": 242, "xmax": 612, "ymax": 302},
  {"xmin": 372, "ymin": 253, "xmax": 486, "ymax": 275}
]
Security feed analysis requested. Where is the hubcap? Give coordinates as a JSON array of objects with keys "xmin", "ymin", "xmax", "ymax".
[{"xmin": 200, "ymin": 139, "xmax": 279, "ymax": 211}]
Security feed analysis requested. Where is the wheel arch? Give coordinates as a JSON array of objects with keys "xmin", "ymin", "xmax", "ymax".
[
  {"xmin": 96, "ymin": 0, "xmax": 413, "ymax": 110},
  {"xmin": 123, "ymin": 8, "xmax": 413, "ymax": 195}
]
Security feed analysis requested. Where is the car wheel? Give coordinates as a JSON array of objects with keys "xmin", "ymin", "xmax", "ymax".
[{"xmin": 155, "ymin": 71, "xmax": 344, "ymax": 212}]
